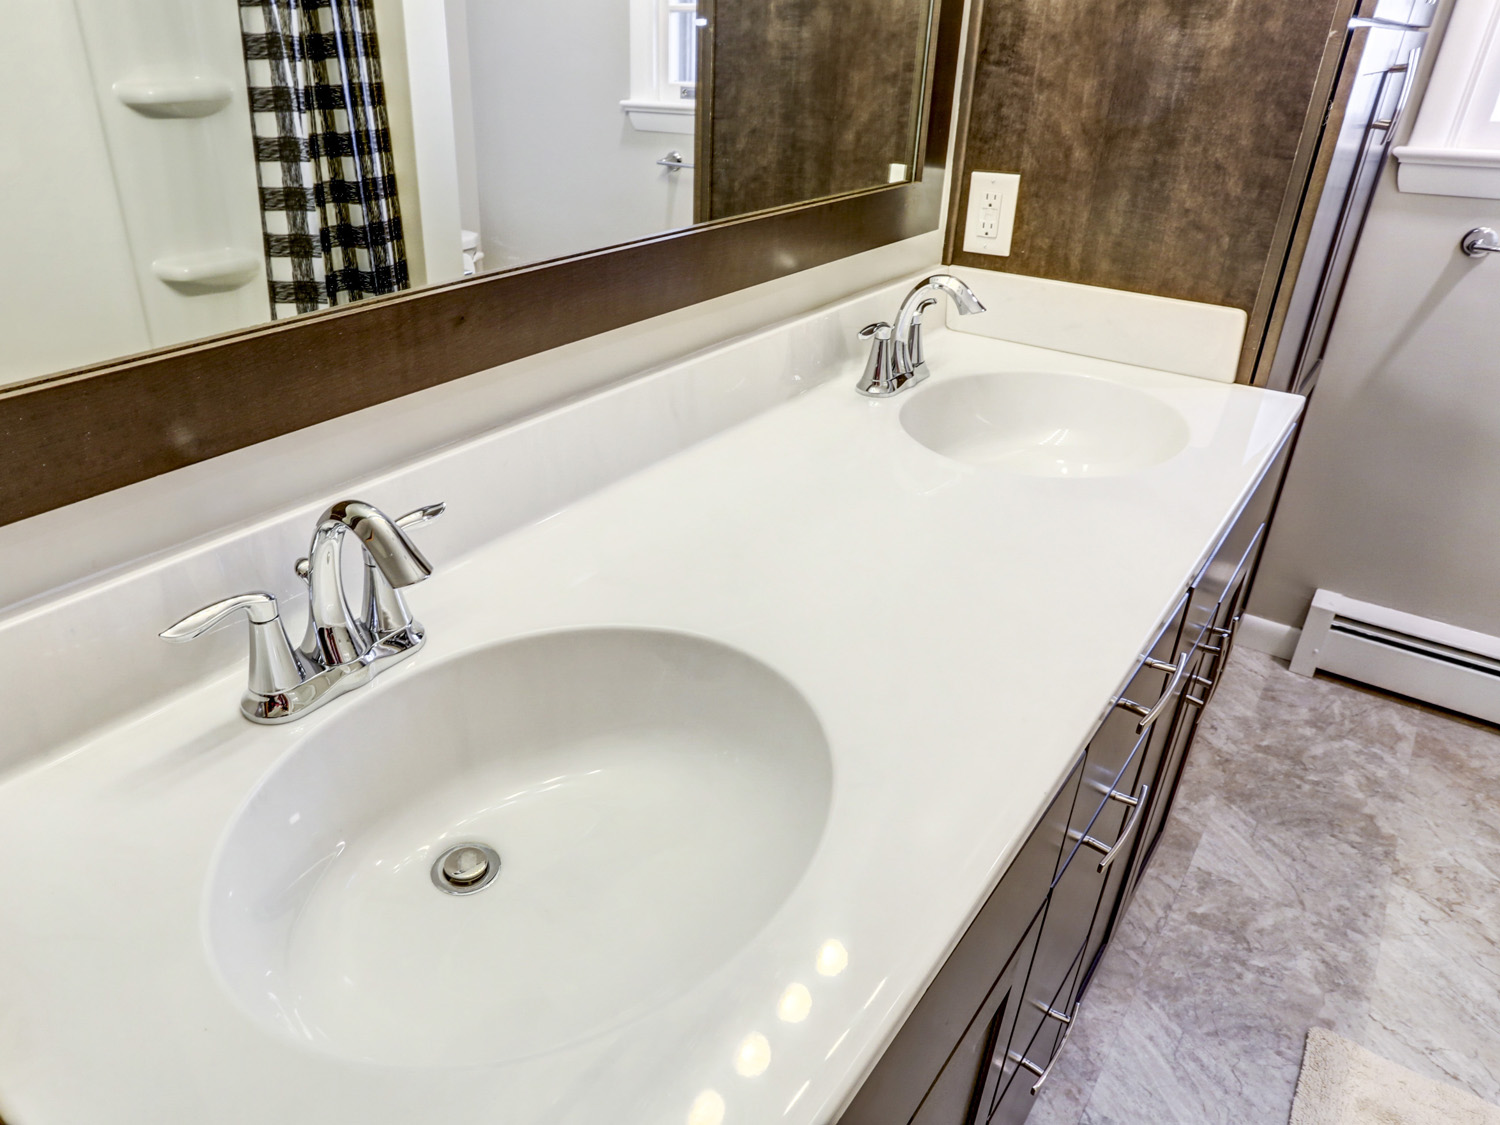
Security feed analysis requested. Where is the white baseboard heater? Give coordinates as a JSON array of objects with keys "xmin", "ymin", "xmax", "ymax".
[{"xmin": 1292, "ymin": 589, "xmax": 1500, "ymax": 724}]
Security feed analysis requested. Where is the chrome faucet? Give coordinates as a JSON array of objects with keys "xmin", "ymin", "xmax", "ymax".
[
  {"xmin": 302, "ymin": 500, "xmax": 433, "ymax": 667},
  {"xmin": 161, "ymin": 499, "xmax": 443, "ymax": 724},
  {"xmin": 857, "ymin": 273, "xmax": 986, "ymax": 397}
]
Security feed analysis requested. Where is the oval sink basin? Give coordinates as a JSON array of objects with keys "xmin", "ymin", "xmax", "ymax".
[
  {"xmin": 899, "ymin": 371, "xmax": 1190, "ymax": 476},
  {"xmin": 207, "ymin": 629, "xmax": 832, "ymax": 1066}
]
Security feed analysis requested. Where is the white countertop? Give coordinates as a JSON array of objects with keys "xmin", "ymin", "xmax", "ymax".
[{"xmin": 0, "ymin": 329, "xmax": 1301, "ymax": 1125}]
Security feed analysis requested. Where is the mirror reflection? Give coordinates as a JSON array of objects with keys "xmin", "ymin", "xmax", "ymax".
[{"xmin": 4, "ymin": 0, "xmax": 936, "ymax": 388}]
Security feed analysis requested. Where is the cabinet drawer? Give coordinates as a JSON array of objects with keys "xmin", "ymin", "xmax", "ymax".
[
  {"xmin": 1181, "ymin": 520, "xmax": 1266, "ymax": 659},
  {"xmin": 839, "ymin": 757, "xmax": 1083, "ymax": 1124},
  {"xmin": 909, "ymin": 910, "xmax": 1045, "ymax": 1125},
  {"xmin": 1057, "ymin": 593, "xmax": 1187, "ymax": 883},
  {"xmin": 1181, "ymin": 427, "xmax": 1292, "ymax": 644},
  {"xmin": 1028, "ymin": 728, "xmax": 1151, "ymax": 1025},
  {"xmin": 1192, "ymin": 522, "xmax": 1265, "ymax": 709},
  {"xmin": 982, "ymin": 941, "xmax": 1089, "ymax": 1124},
  {"xmin": 1006, "ymin": 598, "xmax": 1197, "ymax": 1104},
  {"xmin": 1125, "ymin": 501, "xmax": 1274, "ymax": 907},
  {"xmin": 1077, "ymin": 735, "xmax": 1162, "ymax": 992}
]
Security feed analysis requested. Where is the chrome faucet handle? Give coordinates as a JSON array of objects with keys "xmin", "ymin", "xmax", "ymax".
[
  {"xmin": 161, "ymin": 591, "xmax": 281, "ymax": 640},
  {"xmin": 160, "ymin": 592, "xmax": 309, "ymax": 716},
  {"xmin": 395, "ymin": 502, "xmax": 446, "ymax": 529},
  {"xmin": 362, "ymin": 501, "xmax": 446, "ymax": 641},
  {"xmin": 857, "ymin": 322, "xmax": 902, "ymax": 397},
  {"xmin": 907, "ymin": 297, "xmax": 940, "ymax": 373}
]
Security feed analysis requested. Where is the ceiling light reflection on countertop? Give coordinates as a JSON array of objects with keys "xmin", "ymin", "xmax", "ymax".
[
  {"xmin": 687, "ymin": 1089, "xmax": 725, "ymax": 1125},
  {"xmin": 777, "ymin": 982, "xmax": 812, "ymax": 1023},
  {"xmin": 734, "ymin": 1032, "xmax": 771, "ymax": 1077},
  {"xmin": 815, "ymin": 939, "xmax": 848, "ymax": 977}
]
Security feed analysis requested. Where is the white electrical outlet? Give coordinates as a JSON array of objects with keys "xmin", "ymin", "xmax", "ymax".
[{"xmin": 963, "ymin": 171, "xmax": 1019, "ymax": 256}]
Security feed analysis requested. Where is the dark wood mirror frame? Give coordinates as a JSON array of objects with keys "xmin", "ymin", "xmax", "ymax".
[{"xmin": 0, "ymin": 0, "xmax": 964, "ymax": 530}]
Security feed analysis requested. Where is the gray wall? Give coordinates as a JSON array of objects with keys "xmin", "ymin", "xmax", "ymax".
[{"xmin": 1250, "ymin": 166, "xmax": 1500, "ymax": 633}]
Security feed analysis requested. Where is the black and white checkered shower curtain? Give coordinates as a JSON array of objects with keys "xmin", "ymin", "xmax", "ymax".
[{"xmin": 239, "ymin": 0, "xmax": 410, "ymax": 319}]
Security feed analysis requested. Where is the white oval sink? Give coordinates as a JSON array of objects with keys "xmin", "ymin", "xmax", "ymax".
[
  {"xmin": 207, "ymin": 629, "xmax": 832, "ymax": 1066},
  {"xmin": 899, "ymin": 371, "xmax": 1190, "ymax": 476}
]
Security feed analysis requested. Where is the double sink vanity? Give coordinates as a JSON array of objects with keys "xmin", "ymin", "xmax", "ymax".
[{"xmin": 0, "ymin": 272, "xmax": 1302, "ymax": 1125}]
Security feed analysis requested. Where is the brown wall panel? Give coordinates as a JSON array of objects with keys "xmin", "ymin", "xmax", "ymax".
[
  {"xmin": 700, "ymin": 0, "xmax": 933, "ymax": 220},
  {"xmin": 947, "ymin": 0, "xmax": 1350, "ymax": 337},
  {"xmin": 0, "ymin": 187, "xmax": 933, "ymax": 528}
]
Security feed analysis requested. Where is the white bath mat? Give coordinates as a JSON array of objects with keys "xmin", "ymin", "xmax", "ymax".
[{"xmin": 1290, "ymin": 1028, "xmax": 1500, "ymax": 1125}]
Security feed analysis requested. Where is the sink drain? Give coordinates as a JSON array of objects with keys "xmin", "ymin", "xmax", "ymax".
[{"xmin": 431, "ymin": 842, "xmax": 501, "ymax": 895}]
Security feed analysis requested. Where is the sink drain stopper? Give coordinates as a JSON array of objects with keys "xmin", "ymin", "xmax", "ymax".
[{"xmin": 431, "ymin": 842, "xmax": 501, "ymax": 895}]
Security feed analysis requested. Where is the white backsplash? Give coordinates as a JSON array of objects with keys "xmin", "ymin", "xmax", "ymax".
[
  {"xmin": 0, "ymin": 255, "xmax": 1259, "ymax": 777},
  {"xmin": 0, "ymin": 235, "xmax": 944, "ymax": 613},
  {"xmin": 945, "ymin": 268, "xmax": 1247, "ymax": 382},
  {"xmin": 0, "ymin": 272, "xmax": 924, "ymax": 775}
]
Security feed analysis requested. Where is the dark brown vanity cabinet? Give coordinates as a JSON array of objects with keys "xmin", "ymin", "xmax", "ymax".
[
  {"xmin": 909, "ymin": 910, "xmax": 1045, "ymax": 1125},
  {"xmin": 974, "ymin": 595, "xmax": 1188, "ymax": 1124},
  {"xmin": 839, "ymin": 431, "xmax": 1295, "ymax": 1125},
  {"xmin": 842, "ymin": 764, "xmax": 1084, "ymax": 1124},
  {"xmin": 1117, "ymin": 436, "xmax": 1292, "ymax": 921},
  {"xmin": 840, "ymin": 605, "xmax": 1187, "ymax": 1125}
]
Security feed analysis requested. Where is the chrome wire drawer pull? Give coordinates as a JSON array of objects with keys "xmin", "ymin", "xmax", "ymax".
[
  {"xmin": 1185, "ymin": 665, "xmax": 1220, "ymax": 708},
  {"xmin": 1008, "ymin": 1000, "xmax": 1080, "ymax": 1095},
  {"xmin": 1201, "ymin": 615, "xmax": 1242, "ymax": 707},
  {"xmin": 1073, "ymin": 782, "xmax": 1150, "ymax": 873},
  {"xmin": 1116, "ymin": 651, "xmax": 1189, "ymax": 731},
  {"xmin": 1195, "ymin": 620, "xmax": 1236, "ymax": 656},
  {"xmin": 1034, "ymin": 1001, "xmax": 1074, "ymax": 1025}
]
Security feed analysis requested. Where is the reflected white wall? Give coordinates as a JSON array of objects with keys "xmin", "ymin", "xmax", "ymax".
[
  {"xmin": 74, "ymin": 0, "xmax": 266, "ymax": 345},
  {"xmin": 446, "ymin": 0, "xmax": 483, "ymax": 240},
  {"xmin": 3, "ymin": 0, "xmax": 268, "ymax": 388},
  {"xmin": 460, "ymin": 0, "xmax": 695, "ymax": 271},
  {"xmin": 376, "ymin": 0, "xmax": 466, "ymax": 287},
  {"xmin": 0, "ymin": 2, "xmax": 150, "ymax": 385}
]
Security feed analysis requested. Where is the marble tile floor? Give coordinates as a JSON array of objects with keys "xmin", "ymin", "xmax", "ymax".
[{"xmin": 1028, "ymin": 647, "xmax": 1500, "ymax": 1125}]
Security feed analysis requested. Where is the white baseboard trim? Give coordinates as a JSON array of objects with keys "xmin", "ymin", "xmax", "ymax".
[
  {"xmin": 1289, "ymin": 588, "xmax": 1500, "ymax": 725},
  {"xmin": 1237, "ymin": 614, "xmax": 1301, "ymax": 660}
]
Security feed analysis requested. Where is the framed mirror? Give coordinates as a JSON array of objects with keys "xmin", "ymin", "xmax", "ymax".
[{"xmin": 1, "ymin": 0, "xmax": 964, "ymax": 525}]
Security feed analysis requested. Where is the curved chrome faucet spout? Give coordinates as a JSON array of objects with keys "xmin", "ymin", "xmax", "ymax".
[
  {"xmin": 892, "ymin": 274, "xmax": 986, "ymax": 350},
  {"xmin": 306, "ymin": 500, "xmax": 432, "ymax": 666},
  {"xmin": 858, "ymin": 273, "xmax": 986, "ymax": 397}
]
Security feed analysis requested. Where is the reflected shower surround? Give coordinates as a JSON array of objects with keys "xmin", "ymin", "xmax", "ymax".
[{"xmin": 240, "ymin": 0, "xmax": 410, "ymax": 318}]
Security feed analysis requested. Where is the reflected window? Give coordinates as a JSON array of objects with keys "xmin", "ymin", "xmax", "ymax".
[
  {"xmin": 1478, "ymin": 27, "xmax": 1500, "ymax": 145},
  {"xmin": 662, "ymin": 0, "xmax": 699, "ymax": 100}
]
